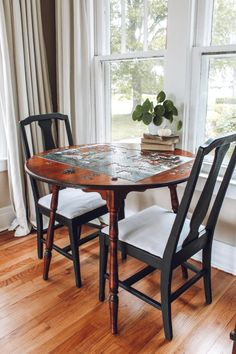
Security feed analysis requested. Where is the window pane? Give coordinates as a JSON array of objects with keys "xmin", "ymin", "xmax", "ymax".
[
  {"xmin": 109, "ymin": 58, "xmax": 164, "ymax": 141},
  {"xmin": 204, "ymin": 55, "xmax": 236, "ymax": 140},
  {"xmin": 201, "ymin": 55, "xmax": 236, "ymax": 164},
  {"xmin": 110, "ymin": 0, "xmax": 168, "ymax": 54},
  {"xmin": 211, "ymin": 0, "xmax": 236, "ymax": 45}
]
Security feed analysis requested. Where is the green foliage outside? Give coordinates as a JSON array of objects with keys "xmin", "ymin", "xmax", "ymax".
[
  {"xmin": 212, "ymin": 0, "xmax": 236, "ymax": 46},
  {"xmin": 112, "ymin": 114, "xmax": 148, "ymax": 141},
  {"xmin": 206, "ymin": 56, "xmax": 236, "ymax": 139},
  {"xmin": 110, "ymin": 0, "xmax": 167, "ymax": 112}
]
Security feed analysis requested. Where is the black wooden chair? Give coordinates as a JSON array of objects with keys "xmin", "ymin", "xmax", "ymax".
[
  {"xmin": 230, "ymin": 327, "xmax": 236, "ymax": 354},
  {"xmin": 20, "ymin": 113, "xmax": 108, "ymax": 288},
  {"xmin": 99, "ymin": 133, "xmax": 236, "ymax": 340}
]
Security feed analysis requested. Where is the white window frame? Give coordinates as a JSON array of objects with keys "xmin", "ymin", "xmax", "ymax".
[
  {"xmin": 94, "ymin": 0, "xmax": 195, "ymax": 144},
  {"xmin": 191, "ymin": 0, "xmax": 236, "ymax": 146},
  {"xmin": 96, "ymin": 50, "xmax": 166, "ymax": 142},
  {"xmin": 190, "ymin": 0, "xmax": 236, "ymax": 180}
]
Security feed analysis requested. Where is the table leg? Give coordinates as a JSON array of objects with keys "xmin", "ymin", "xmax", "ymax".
[
  {"xmin": 43, "ymin": 184, "xmax": 59, "ymax": 280},
  {"xmin": 107, "ymin": 190, "xmax": 123, "ymax": 334}
]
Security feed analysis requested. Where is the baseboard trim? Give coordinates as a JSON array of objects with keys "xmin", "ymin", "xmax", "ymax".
[
  {"xmin": 192, "ymin": 239, "xmax": 236, "ymax": 276},
  {"xmin": 0, "ymin": 205, "xmax": 15, "ymax": 232}
]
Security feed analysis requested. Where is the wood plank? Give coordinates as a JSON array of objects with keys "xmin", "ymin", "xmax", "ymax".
[{"xmin": 0, "ymin": 228, "xmax": 235, "ymax": 353}]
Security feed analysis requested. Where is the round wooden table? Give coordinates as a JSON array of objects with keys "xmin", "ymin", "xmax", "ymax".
[{"xmin": 25, "ymin": 143, "xmax": 193, "ymax": 334}]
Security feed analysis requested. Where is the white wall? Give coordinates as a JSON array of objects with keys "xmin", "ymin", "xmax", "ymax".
[
  {"xmin": 0, "ymin": 171, "xmax": 10, "ymax": 208},
  {"xmin": 0, "ymin": 171, "xmax": 14, "ymax": 232}
]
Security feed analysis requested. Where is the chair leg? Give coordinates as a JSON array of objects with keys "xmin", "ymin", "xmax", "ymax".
[
  {"xmin": 68, "ymin": 224, "xmax": 82, "ymax": 288},
  {"xmin": 36, "ymin": 210, "xmax": 44, "ymax": 259},
  {"xmin": 99, "ymin": 234, "xmax": 108, "ymax": 302},
  {"xmin": 161, "ymin": 270, "xmax": 173, "ymax": 340},
  {"xmin": 202, "ymin": 246, "xmax": 212, "ymax": 304},
  {"xmin": 121, "ymin": 245, "xmax": 127, "ymax": 260},
  {"xmin": 181, "ymin": 265, "xmax": 188, "ymax": 279}
]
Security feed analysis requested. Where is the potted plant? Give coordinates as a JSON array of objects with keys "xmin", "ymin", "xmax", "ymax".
[{"xmin": 132, "ymin": 91, "xmax": 182, "ymax": 135}]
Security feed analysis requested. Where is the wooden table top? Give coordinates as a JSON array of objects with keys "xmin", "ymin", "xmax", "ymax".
[{"xmin": 25, "ymin": 143, "xmax": 194, "ymax": 191}]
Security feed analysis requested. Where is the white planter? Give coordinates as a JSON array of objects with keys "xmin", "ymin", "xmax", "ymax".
[
  {"xmin": 148, "ymin": 121, "xmax": 175, "ymax": 136},
  {"xmin": 148, "ymin": 122, "xmax": 159, "ymax": 135}
]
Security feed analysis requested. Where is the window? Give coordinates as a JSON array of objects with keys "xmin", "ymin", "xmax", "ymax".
[
  {"xmin": 96, "ymin": 0, "xmax": 168, "ymax": 142},
  {"xmin": 193, "ymin": 0, "xmax": 236, "ymax": 150}
]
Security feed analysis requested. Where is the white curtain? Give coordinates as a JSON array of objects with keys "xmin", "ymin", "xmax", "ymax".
[
  {"xmin": 0, "ymin": 0, "xmax": 52, "ymax": 236},
  {"xmin": 56, "ymin": 0, "xmax": 97, "ymax": 144}
]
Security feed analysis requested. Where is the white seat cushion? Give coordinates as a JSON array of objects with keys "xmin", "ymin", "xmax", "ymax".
[
  {"xmin": 103, "ymin": 205, "xmax": 205, "ymax": 258},
  {"xmin": 38, "ymin": 188, "xmax": 106, "ymax": 219}
]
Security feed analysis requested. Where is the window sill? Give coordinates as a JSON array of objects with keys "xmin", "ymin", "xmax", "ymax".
[{"xmin": 0, "ymin": 158, "xmax": 7, "ymax": 172}]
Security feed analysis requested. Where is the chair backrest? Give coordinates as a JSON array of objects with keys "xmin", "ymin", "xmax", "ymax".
[
  {"xmin": 20, "ymin": 113, "xmax": 74, "ymax": 201},
  {"xmin": 20, "ymin": 113, "xmax": 74, "ymax": 160},
  {"xmin": 164, "ymin": 133, "xmax": 236, "ymax": 260}
]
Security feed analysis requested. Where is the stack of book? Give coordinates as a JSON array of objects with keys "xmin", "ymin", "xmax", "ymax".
[{"xmin": 141, "ymin": 133, "xmax": 179, "ymax": 151}]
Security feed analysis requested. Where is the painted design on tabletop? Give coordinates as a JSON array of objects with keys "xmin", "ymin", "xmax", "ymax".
[{"xmin": 43, "ymin": 144, "xmax": 192, "ymax": 182}]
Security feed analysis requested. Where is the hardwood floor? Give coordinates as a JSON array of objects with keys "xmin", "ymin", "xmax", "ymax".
[{"xmin": 0, "ymin": 227, "xmax": 235, "ymax": 354}]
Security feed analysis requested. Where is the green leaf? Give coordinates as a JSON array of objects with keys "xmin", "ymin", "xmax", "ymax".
[
  {"xmin": 137, "ymin": 113, "xmax": 144, "ymax": 121},
  {"xmin": 132, "ymin": 111, "xmax": 138, "ymax": 121},
  {"xmin": 154, "ymin": 104, "xmax": 165, "ymax": 117},
  {"xmin": 172, "ymin": 106, "xmax": 178, "ymax": 116},
  {"xmin": 164, "ymin": 111, "xmax": 173, "ymax": 120},
  {"xmin": 132, "ymin": 105, "xmax": 143, "ymax": 121},
  {"xmin": 163, "ymin": 100, "xmax": 174, "ymax": 112},
  {"xmin": 142, "ymin": 112, "xmax": 153, "ymax": 125},
  {"xmin": 142, "ymin": 98, "xmax": 152, "ymax": 112},
  {"xmin": 132, "ymin": 110, "xmax": 140, "ymax": 121},
  {"xmin": 153, "ymin": 115, "xmax": 163, "ymax": 126},
  {"xmin": 136, "ymin": 105, "xmax": 143, "ymax": 115},
  {"xmin": 169, "ymin": 116, "xmax": 174, "ymax": 123},
  {"xmin": 177, "ymin": 120, "xmax": 183, "ymax": 131},
  {"xmin": 157, "ymin": 91, "xmax": 166, "ymax": 103}
]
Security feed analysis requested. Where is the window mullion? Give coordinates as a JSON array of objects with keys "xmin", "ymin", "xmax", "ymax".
[
  {"xmin": 165, "ymin": 0, "xmax": 196, "ymax": 143},
  {"xmin": 196, "ymin": 44, "xmax": 236, "ymax": 55},
  {"xmin": 96, "ymin": 49, "xmax": 166, "ymax": 62},
  {"xmin": 195, "ymin": 55, "xmax": 210, "ymax": 148}
]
